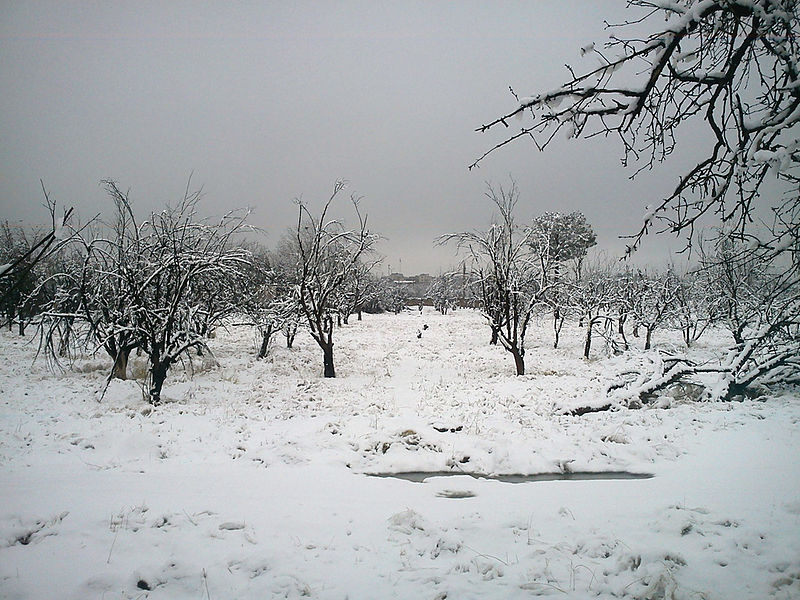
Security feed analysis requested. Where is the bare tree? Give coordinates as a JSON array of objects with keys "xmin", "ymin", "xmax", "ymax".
[
  {"xmin": 568, "ymin": 260, "xmax": 621, "ymax": 358},
  {"xmin": 66, "ymin": 183, "xmax": 144, "ymax": 380},
  {"xmin": 700, "ymin": 236, "xmax": 769, "ymax": 345},
  {"xmin": 338, "ymin": 257, "xmax": 382, "ymax": 324},
  {"xmin": 628, "ymin": 268, "xmax": 682, "ymax": 350},
  {"xmin": 427, "ymin": 273, "xmax": 460, "ymax": 315},
  {"xmin": 670, "ymin": 271, "xmax": 718, "ymax": 347},
  {"xmin": 269, "ymin": 233, "xmax": 306, "ymax": 348},
  {"xmin": 31, "ymin": 242, "xmax": 86, "ymax": 364},
  {"xmin": 294, "ymin": 181, "xmax": 378, "ymax": 378},
  {"xmin": 612, "ymin": 267, "xmax": 638, "ymax": 351},
  {"xmin": 372, "ymin": 278, "xmax": 408, "ymax": 315},
  {"xmin": 1, "ymin": 222, "xmax": 44, "ymax": 336},
  {"xmin": 1, "ymin": 184, "xmax": 74, "ymax": 333},
  {"xmin": 239, "ymin": 243, "xmax": 302, "ymax": 358},
  {"xmin": 43, "ymin": 180, "xmax": 251, "ymax": 402},
  {"xmin": 441, "ymin": 182, "xmax": 545, "ymax": 375},
  {"xmin": 132, "ymin": 186, "xmax": 250, "ymax": 403}
]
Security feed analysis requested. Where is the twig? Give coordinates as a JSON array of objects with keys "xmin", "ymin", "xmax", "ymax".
[
  {"xmin": 106, "ymin": 528, "xmax": 119, "ymax": 564},
  {"xmin": 463, "ymin": 544, "xmax": 509, "ymax": 566},
  {"xmin": 202, "ymin": 568, "xmax": 211, "ymax": 600}
]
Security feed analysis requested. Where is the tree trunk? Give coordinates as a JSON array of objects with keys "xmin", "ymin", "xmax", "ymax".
[
  {"xmin": 323, "ymin": 344, "xmax": 335, "ymax": 378},
  {"xmin": 58, "ymin": 333, "xmax": 69, "ymax": 357},
  {"xmin": 490, "ymin": 327, "xmax": 499, "ymax": 345},
  {"xmin": 553, "ymin": 308, "xmax": 564, "ymax": 349},
  {"xmin": 583, "ymin": 321, "xmax": 593, "ymax": 358},
  {"xmin": 18, "ymin": 318, "xmax": 25, "ymax": 337},
  {"xmin": 285, "ymin": 320, "xmax": 297, "ymax": 348},
  {"xmin": 357, "ymin": 310, "xmax": 363, "ymax": 321},
  {"xmin": 512, "ymin": 348, "xmax": 525, "ymax": 376},
  {"xmin": 258, "ymin": 324, "xmax": 273, "ymax": 359},
  {"xmin": 619, "ymin": 324, "xmax": 629, "ymax": 351},
  {"xmin": 111, "ymin": 348, "xmax": 130, "ymax": 380},
  {"xmin": 645, "ymin": 327, "xmax": 653, "ymax": 351},
  {"xmin": 149, "ymin": 360, "xmax": 169, "ymax": 405},
  {"xmin": 343, "ymin": 313, "xmax": 349, "ymax": 325},
  {"xmin": 58, "ymin": 318, "xmax": 73, "ymax": 357}
]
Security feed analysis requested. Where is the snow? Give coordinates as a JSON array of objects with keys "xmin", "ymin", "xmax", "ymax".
[
  {"xmin": 52, "ymin": 222, "xmax": 68, "ymax": 241},
  {"xmin": 642, "ymin": 205, "xmax": 654, "ymax": 225},
  {"xmin": 1, "ymin": 310, "xmax": 799, "ymax": 599}
]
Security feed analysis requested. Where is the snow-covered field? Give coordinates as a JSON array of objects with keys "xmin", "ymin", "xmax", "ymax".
[{"xmin": 1, "ymin": 310, "xmax": 799, "ymax": 599}]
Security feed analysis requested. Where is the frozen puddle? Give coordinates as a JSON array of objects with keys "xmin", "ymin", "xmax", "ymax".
[{"xmin": 367, "ymin": 471, "xmax": 654, "ymax": 483}]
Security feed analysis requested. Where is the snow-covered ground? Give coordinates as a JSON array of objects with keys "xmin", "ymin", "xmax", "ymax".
[{"xmin": 1, "ymin": 310, "xmax": 798, "ymax": 599}]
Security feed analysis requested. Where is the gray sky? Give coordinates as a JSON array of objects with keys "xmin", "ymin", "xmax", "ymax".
[{"xmin": 1, "ymin": 1, "xmax": 694, "ymax": 274}]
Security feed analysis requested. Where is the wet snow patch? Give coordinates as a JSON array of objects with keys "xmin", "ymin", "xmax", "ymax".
[{"xmin": 367, "ymin": 470, "xmax": 654, "ymax": 483}]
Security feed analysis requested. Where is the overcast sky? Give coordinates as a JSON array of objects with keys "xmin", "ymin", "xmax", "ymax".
[{"xmin": 1, "ymin": 1, "xmax": 699, "ymax": 274}]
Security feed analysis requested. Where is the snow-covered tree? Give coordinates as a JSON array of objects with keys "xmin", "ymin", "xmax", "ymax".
[
  {"xmin": 568, "ymin": 260, "xmax": 622, "ymax": 358},
  {"xmin": 670, "ymin": 271, "xmax": 718, "ymax": 347},
  {"xmin": 69, "ymin": 183, "xmax": 144, "ymax": 380},
  {"xmin": 700, "ymin": 237, "xmax": 770, "ymax": 345},
  {"xmin": 267, "ymin": 233, "xmax": 307, "ymax": 349},
  {"xmin": 427, "ymin": 273, "xmax": 460, "ymax": 315},
  {"xmin": 31, "ymin": 242, "xmax": 85, "ymax": 363},
  {"xmin": 127, "ymin": 185, "xmax": 250, "ymax": 403},
  {"xmin": 1, "ymin": 186, "xmax": 74, "ymax": 335},
  {"xmin": 628, "ymin": 268, "xmax": 682, "ymax": 350},
  {"xmin": 473, "ymin": 1, "xmax": 798, "ymax": 253},
  {"xmin": 294, "ymin": 181, "xmax": 378, "ymax": 378},
  {"xmin": 528, "ymin": 211, "xmax": 596, "ymax": 347},
  {"xmin": 1, "ymin": 221, "xmax": 44, "ymax": 335},
  {"xmin": 441, "ymin": 181, "xmax": 545, "ymax": 375},
  {"xmin": 237, "ymin": 245, "xmax": 288, "ymax": 358},
  {"xmin": 337, "ymin": 258, "xmax": 382, "ymax": 324},
  {"xmin": 368, "ymin": 278, "xmax": 407, "ymax": 314},
  {"xmin": 48, "ymin": 180, "xmax": 251, "ymax": 402}
]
